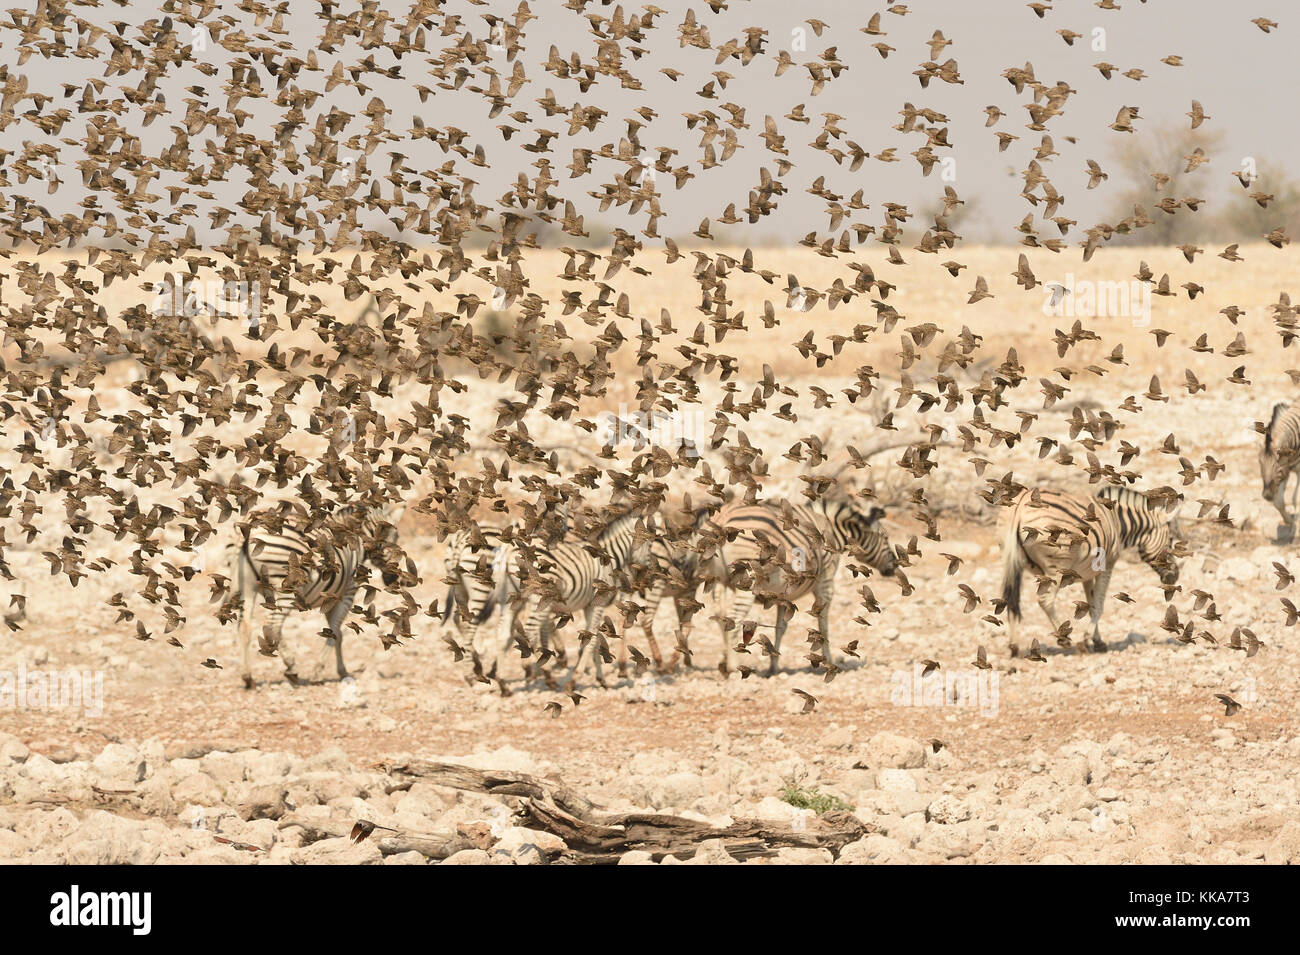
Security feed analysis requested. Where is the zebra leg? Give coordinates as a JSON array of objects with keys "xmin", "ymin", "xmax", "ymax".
[
  {"xmin": 536, "ymin": 611, "xmax": 559, "ymax": 689},
  {"xmin": 771, "ymin": 602, "xmax": 792, "ymax": 676},
  {"xmin": 236, "ymin": 553, "xmax": 256, "ymax": 689},
  {"xmin": 1086, "ymin": 569, "xmax": 1113, "ymax": 652},
  {"xmin": 490, "ymin": 593, "xmax": 518, "ymax": 682},
  {"xmin": 637, "ymin": 581, "xmax": 667, "ymax": 673},
  {"xmin": 721, "ymin": 586, "xmax": 755, "ymax": 676},
  {"xmin": 566, "ymin": 603, "xmax": 607, "ymax": 690},
  {"xmin": 263, "ymin": 600, "xmax": 299, "ymax": 685},
  {"xmin": 1036, "ymin": 582, "xmax": 1066, "ymax": 652},
  {"xmin": 670, "ymin": 598, "xmax": 694, "ymax": 673},
  {"xmin": 813, "ymin": 560, "xmax": 838, "ymax": 670},
  {"xmin": 520, "ymin": 595, "xmax": 550, "ymax": 686},
  {"xmin": 590, "ymin": 604, "xmax": 609, "ymax": 689},
  {"xmin": 324, "ymin": 593, "xmax": 352, "ymax": 680}
]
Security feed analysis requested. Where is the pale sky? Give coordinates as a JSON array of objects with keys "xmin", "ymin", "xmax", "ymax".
[{"xmin": 1, "ymin": 0, "xmax": 1295, "ymax": 247}]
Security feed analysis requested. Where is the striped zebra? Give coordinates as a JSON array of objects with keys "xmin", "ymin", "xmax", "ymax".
[
  {"xmin": 1260, "ymin": 401, "xmax": 1300, "ymax": 524},
  {"xmin": 705, "ymin": 496, "xmax": 898, "ymax": 675},
  {"xmin": 999, "ymin": 486, "xmax": 1178, "ymax": 653},
  {"xmin": 233, "ymin": 501, "xmax": 402, "ymax": 688},
  {"xmin": 614, "ymin": 508, "xmax": 713, "ymax": 674},
  {"xmin": 486, "ymin": 511, "xmax": 653, "ymax": 689},
  {"xmin": 440, "ymin": 523, "xmax": 514, "ymax": 664}
]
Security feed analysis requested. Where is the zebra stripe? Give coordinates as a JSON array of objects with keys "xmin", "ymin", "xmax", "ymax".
[
  {"xmin": 234, "ymin": 504, "xmax": 397, "ymax": 688},
  {"xmin": 999, "ymin": 485, "xmax": 1178, "ymax": 652},
  {"xmin": 1261, "ymin": 400, "xmax": 1300, "ymax": 523},
  {"xmin": 707, "ymin": 496, "xmax": 897, "ymax": 675}
]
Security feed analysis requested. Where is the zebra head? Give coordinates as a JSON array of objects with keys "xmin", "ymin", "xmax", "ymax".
[
  {"xmin": 1144, "ymin": 541, "xmax": 1179, "ymax": 588},
  {"xmin": 1260, "ymin": 403, "xmax": 1299, "ymax": 507}
]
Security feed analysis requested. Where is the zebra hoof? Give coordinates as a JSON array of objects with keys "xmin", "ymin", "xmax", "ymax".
[
  {"xmin": 242, "ymin": 675, "xmax": 256, "ymax": 690},
  {"xmin": 1090, "ymin": 639, "xmax": 1108, "ymax": 653},
  {"xmin": 284, "ymin": 671, "xmax": 302, "ymax": 686}
]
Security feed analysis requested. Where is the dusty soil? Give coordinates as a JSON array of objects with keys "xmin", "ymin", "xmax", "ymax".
[{"xmin": 4, "ymin": 310, "xmax": 1300, "ymax": 862}]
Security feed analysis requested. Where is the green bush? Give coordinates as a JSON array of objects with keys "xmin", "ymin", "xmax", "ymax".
[{"xmin": 779, "ymin": 784, "xmax": 854, "ymax": 815}]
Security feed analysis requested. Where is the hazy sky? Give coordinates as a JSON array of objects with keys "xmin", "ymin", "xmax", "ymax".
[{"xmin": 1, "ymin": 0, "xmax": 1295, "ymax": 247}]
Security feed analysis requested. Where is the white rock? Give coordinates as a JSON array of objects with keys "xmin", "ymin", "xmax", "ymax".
[
  {"xmin": 493, "ymin": 826, "xmax": 565, "ymax": 865},
  {"xmin": 858, "ymin": 732, "xmax": 926, "ymax": 770},
  {"xmin": 876, "ymin": 769, "xmax": 918, "ymax": 793},
  {"xmin": 926, "ymin": 795, "xmax": 972, "ymax": 824},
  {"xmin": 441, "ymin": 849, "xmax": 492, "ymax": 865}
]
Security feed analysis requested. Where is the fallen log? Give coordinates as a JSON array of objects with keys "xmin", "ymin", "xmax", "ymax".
[
  {"xmin": 385, "ymin": 760, "xmax": 872, "ymax": 862},
  {"xmin": 277, "ymin": 812, "xmax": 491, "ymax": 860}
]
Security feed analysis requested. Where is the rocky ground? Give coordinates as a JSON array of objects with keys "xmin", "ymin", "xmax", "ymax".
[{"xmin": 4, "ymin": 501, "xmax": 1299, "ymax": 863}]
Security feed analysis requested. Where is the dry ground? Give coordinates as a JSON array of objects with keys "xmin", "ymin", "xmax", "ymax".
[{"xmin": 2, "ymin": 243, "xmax": 1300, "ymax": 863}]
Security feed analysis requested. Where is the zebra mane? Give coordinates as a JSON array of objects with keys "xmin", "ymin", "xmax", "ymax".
[{"xmin": 1265, "ymin": 402, "xmax": 1290, "ymax": 453}]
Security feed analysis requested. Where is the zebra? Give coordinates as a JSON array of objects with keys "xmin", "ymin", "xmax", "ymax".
[
  {"xmin": 232, "ymin": 501, "xmax": 402, "ymax": 688},
  {"xmin": 615, "ymin": 506, "xmax": 715, "ymax": 675},
  {"xmin": 998, "ymin": 485, "xmax": 1179, "ymax": 653},
  {"xmin": 705, "ymin": 496, "xmax": 898, "ymax": 675},
  {"xmin": 485, "ymin": 511, "xmax": 653, "ymax": 689},
  {"xmin": 1260, "ymin": 401, "xmax": 1300, "ymax": 524},
  {"xmin": 440, "ymin": 523, "xmax": 514, "ymax": 665}
]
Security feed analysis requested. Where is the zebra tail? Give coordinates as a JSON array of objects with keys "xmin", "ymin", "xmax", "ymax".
[{"xmin": 1000, "ymin": 517, "xmax": 1026, "ymax": 620}]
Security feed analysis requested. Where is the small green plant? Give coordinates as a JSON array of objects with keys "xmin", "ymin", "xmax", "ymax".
[{"xmin": 779, "ymin": 784, "xmax": 854, "ymax": 815}]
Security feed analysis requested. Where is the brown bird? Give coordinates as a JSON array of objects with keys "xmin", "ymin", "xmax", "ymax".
[
  {"xmin": 349, "ymin": 819, "xmax": 399, "ymax": 845},
  {"xmin": 1214, "ymin": 694, "xmax": 1241, "ymax": 717}
]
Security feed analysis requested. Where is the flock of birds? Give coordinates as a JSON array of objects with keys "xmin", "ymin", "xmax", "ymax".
[{"xmin": 0, "ymin": 1, "xmax": 1294, "ymax": 720}]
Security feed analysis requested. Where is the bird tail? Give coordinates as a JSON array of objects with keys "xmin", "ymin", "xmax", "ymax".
[{"xmin": 1000, "ymin": 517, "xmax": 1026, "ymax": 621}]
